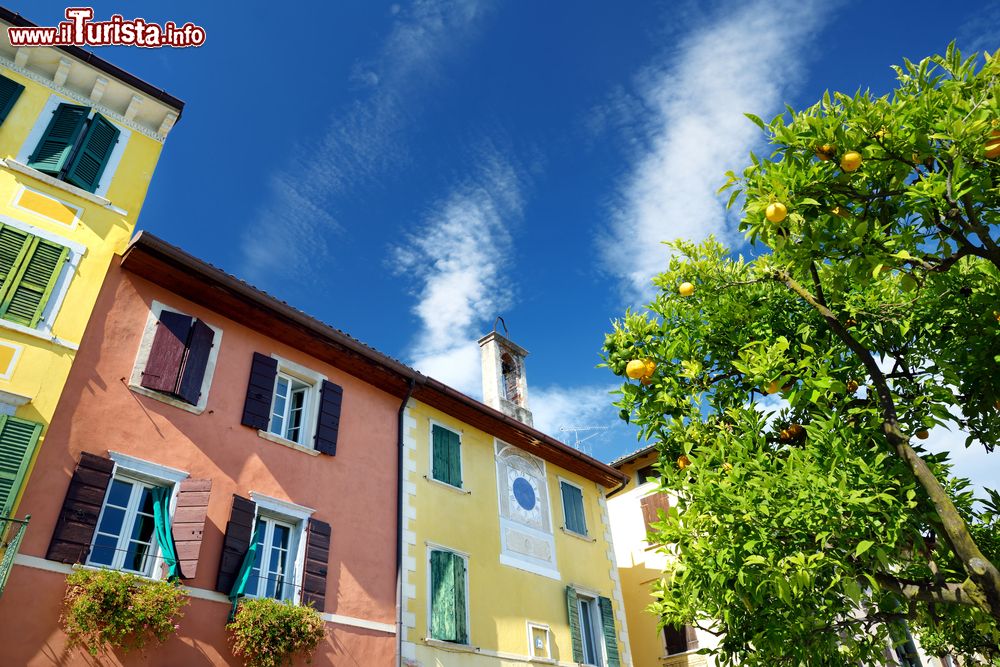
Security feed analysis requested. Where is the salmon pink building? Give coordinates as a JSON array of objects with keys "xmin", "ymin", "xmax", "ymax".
[{"xmin": 0, "ymin": 232, "xmax": 406, "ymax": 665}]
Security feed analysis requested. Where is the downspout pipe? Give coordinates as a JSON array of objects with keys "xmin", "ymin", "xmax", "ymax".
[
  {"xmin": 605, "ymin": 475, "xmax": 631, "ymax": 499},
  {"xmin": 395, "ymin": 379, "xmax": 416, "ymax": 667}
]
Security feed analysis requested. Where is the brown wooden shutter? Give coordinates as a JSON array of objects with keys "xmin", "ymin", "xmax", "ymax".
[
  {"xmin": 140, "ymin": 310, "xmax": 193, "ymax": 394},
  {"xmin": 300, "ymin": 518, "xmax": 331, "ymax": 611},
  {"xmin": 215, "ymin": 495, "xmax": 256, "ymax": 593},
  {"xmin": 176, "ymin": 319, "xmax": 215, "ymax": 405},
  {"xmin": 241, "ymin": 353, "xmax": 277, "ymax": 430},
  {"xmin": 170, "ymin": 478, "xmax": 211, "ymax": 580},
  {"xmin": 640, "ymin": 491, "xmax": 670, "ymax": 534},
  {"xmin": 46, "ymin": 452, "xmax": 114, "ymax": 564},
  {"xmin": 314, "ymin": 380, "xmax": 343, "ymax": 456}
]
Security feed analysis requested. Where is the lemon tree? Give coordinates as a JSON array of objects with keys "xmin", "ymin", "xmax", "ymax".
[{"xmin": 603, "ymin": 46, "xmax": 1000, "ymax": 665}]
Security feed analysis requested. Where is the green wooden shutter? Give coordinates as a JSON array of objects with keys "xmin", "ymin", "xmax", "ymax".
[
  {"xmin": 598, "ymin": 596, "xmax": 621, "ymax": 667},
  {"xmin": 561, "ymin": 482, "xmax": 587, "ymax": 535},
  {"xmin": 0, "ymin": 236, "xmax": 68, "ymax": 327},
  {"xmin": 0, "ymin": 74, "xmax": 25, "ymax": 126},
  {"xmin": 0, "ymin": 416, "xmax": 42, "ymax": 517},
  {"xmin": 566, "ymin": 586, "xmax": 584, "ymax": 662},
  {"xmin": 27, "ymin": 103, "xmax": 90, "ymax": 175},
  {"xmin": 452, "ymin": 552, "xmax": 468, "ymax": 644},
  {"xmin": 447, "ymin": 429, "xmax": 462, "ymax": 488},
  {"xmin": 0, "ymin": 225, "xmax": 32, "ymax": 299},
  {"xmin": 430, "ymin": 549, "xmax": 458, "ymax": 641},
  {"xmin": 64, "ymin": 113, "xmax": 119, "ymax": 192}
]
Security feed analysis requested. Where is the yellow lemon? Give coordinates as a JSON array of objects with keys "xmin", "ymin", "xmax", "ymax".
[
  {"xmin": 679, "ymin": 282, "xmax": 695, "ymax": 297},
  {"xmin": 986, "ymin": 130, "xmax": 1000, "ymax": 159},
  {"xmin": 916, "ymin": 429, "xmax": 929, "ymax": 440},
  {"xmin": 765, "ymin": 202, "xmax": 788, "ymax": 223},
  {"xmin": 840, "ymin": 151, "xmax": 863, "ymax": 172},
  {"xmin": 677, "ymin": 455, "xmax": 691, "ymax": 470},
  {"xmin": 643, "ymin": 358, "xmax": 656, "ymax": 378},
  {"xmin": 626, "ymin": 359, "xmax": 647, "ymax": 379},
  {"xmin": 815, "ymin": 144, "xmax": 835, "ymax": 161}
]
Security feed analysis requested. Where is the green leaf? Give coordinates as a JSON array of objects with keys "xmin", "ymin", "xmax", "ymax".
[{"xmin": 855, "ymin": 540, "xmax": 874, "ymax": 557}]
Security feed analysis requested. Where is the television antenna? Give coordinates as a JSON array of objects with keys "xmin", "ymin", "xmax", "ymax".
[{"xmin": 558, "ymin": 425, "xmax": 610, "ymax": 456}]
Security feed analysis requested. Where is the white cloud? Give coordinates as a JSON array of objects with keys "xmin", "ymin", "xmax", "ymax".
[
  {"xmin": 531, "ymin": 383, "xmax": 624, "ymax": 459},
  {"xmin": 924, "ymin": 425, "xmax": 999, "ymax": 498},
  {"xmin": 395, "ymin": 153, "xmax": 523, "ymax": 396},
  {"xmin": 602, "ymin": 0, "xmax": 832, "ymax": 300},
  {"xmin": 240, "ymin": 0, "xmax": 495, "ymax": 282}
]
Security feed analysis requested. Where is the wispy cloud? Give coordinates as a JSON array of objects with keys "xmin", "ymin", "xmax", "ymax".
[
  {"xmin": 240, "ymin": 0, "xmax": 495, "ymax": 282},
  {"xmin": 531, "ymin": 383, "xmax": 626, "ymax": 458},
  {"xmin": 394, "ymin": 151, "xmax": 524, "ymax": 396},
  {"xmin": 602, "ymin": 0, "xmax": 832, "ymax": 300}
]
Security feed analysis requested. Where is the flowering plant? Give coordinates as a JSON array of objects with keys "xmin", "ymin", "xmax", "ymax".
[{"xmin": 227, "ymin": 598, "xmax": 326, "ymax": 667}]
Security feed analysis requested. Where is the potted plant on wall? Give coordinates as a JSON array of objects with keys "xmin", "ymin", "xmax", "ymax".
[
  {"xmin": 227, "ymin": 597, "xmax": 326, "ymax": 667},
  {"xmin": 61, "ymin": 568, "xmax": 189, "ymax": 657}
]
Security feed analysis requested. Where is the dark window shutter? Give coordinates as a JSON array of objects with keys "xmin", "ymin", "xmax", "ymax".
[
  {"xmin": 447, "ymin": 429, "xmax": 461, "ymax": 487},
  {"xmin": 431, "ymin": 425, "xmax": 461, "ymax": 487},
  {"xmin": 46, "ymin": 452, "xmax": 114, "ymax": 563},
  {"xmin": 640, "ymin": 491, "xmax": 670, "ymax": 535},
  {"xmin": 27, "ymin": 103, "xmax": 90, "ymax": 175},
  {"xmin": 561, "ymin": 482, "xmax": 587, "ymax": 535},
  {"xmin": 599, "ymin": 596, "xmax": 621, "ymax": 667},
  {"xmin": 430, "ymin": 550, "xmax": 466, "ymax": 643},
  {"xmin": 241, "ymin": 353, "xmax": 277, "ymax": 430},
  {"xmin": 215, "ymin": 495, "xmax": 256, "ymax": 593},
  {"xmin": 300, "ymin": 518, "xmax": 330, "ymax": 611},
  {"xmin": 0, "ymin": 416, "xmax": 42, "ymax": 516},
  {"xmin": 64, "ymin": 113, "xmax": 119, "ymax": 192},
  {"xmin": 664, "ymin": 624, "xmax": 688, "ymax": 654},
  {"xmin": 140, "ymin": 310, "xmax": 192, "ymax": 393},
  {"xmin": 314, "ymin": 380, "xmax": 343, "ymax": 455},
  {"xmin": 566, "ymin": 586, "xmax": 584, "ymax": 662},
  {"xmin": 171, "ymin": 478, "xmax": 211, "ymax": 580},
  {"xmin": 0, "ymin": 74, "xmax": 25, "ymax": 126},
  {"xmin": 0, "ymin": 237, "xmax": 69, "ymax": 327},
  {"xmin": 176, "ymin": 319, "xmax": 215, "ymax": 405}
]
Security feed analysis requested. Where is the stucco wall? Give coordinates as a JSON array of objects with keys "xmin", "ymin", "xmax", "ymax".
[{"xmin": 0, "ymin": 260, "xmax": 399, "ymax": 665}]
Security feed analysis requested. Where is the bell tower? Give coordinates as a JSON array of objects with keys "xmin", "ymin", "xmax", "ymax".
[{"xmin": 478, "ymin": 318, "xmax": 532, "ymax": 426}]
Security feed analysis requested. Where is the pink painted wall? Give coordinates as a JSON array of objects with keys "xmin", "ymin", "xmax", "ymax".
[{"xmin": 0, "ymin": 260, "xmax": 399, "ymax": 666}]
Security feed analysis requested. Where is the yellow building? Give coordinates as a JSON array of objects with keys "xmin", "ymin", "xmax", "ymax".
[
  {"xmin": 0, "ymin": 9, "xmax": 182, "ymax": 549},
  {"xmin": 401, "ymin": 329, "xmax": 634, "ymax": 667},
  {"xmin": 607, "ymin": 446, "xmax": 716, "ymax": 667}
]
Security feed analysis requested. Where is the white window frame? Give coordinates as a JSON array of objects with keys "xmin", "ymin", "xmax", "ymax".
[
  {"xmin": 15, "ymin": 93, "xmax": 131, "ymax": 198},
  {"xmin": 425, "ymin": 542, "xmax": 471, "ymax": 646},
  {"xmin": 526, "ymin": 621, "xmax": 551, "ymax": 659},
  {"xmin": 247, "ymin": 492, "xmax": 313, "ymax": 604},
  {"xmin": 86, "ymin": 452, "xmax": 188, "ymax": 579},
  {"xmin": 129, "ymin": 300, "xmax": 224, "ymax": 415},
  {"xmin": 428, "ymin": 419, "xmax": 464, "ymax": 490},
  {"xmin": 575, "ymin": 591, "xmax": 607, "ymax": 667},
  {"xmin": 264, "ymin": 355, "xmax": 326, "ymax": 450},
  {"xmin": 557, "ymin": 476, "xmax": 588, "ymax": 537}
]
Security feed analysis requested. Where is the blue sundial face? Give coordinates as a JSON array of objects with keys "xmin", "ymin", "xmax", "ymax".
[{"xmin": 512, "ymin": 476, "xmax": 536, "ymax": 511}]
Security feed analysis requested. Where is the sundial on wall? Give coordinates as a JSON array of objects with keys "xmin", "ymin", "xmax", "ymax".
[{"xmin": 507, "ymin": 468, "xmax": 542, "ymax": 523}]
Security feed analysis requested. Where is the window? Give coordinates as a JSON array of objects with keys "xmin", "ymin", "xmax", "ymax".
[
  {"xmin": 577, "ymin": 594, "xmax": 603, "ymax": 666},
  {"xmin": 567, "ymin": 587, "xmax": 621, "ymax": 667},
  {"xmin": 527, "ymin": 622, "xmax": 551, "ymax": 659},
  {"xmin": 0, "ymin": 416, "xmax": 42, "ymax": 517},
  {"xmin": 26, "ymin": 103, "xmax": 120, "ymax": 193},
  {"xmin": 500, "ymin": 352, "xmax": 521, "ymax": 404},
  {"xmin": 88, "ymin": 476, "xmax": 164, "ymax": 576},
  {"xmin": 246, "ymin": 516, "xmax": 298, "ymax": 601},
  {"xmin": 430, "ymin": 423, "xmax": 462, "ymax": 488},
  {"xmin": 429, "ymin": 548, "xmax": 468, "ymax": 644},
  {"xmin": 0, "ymin": 74, "xmax": 24, "ymax": 126},
  {"xmin": 135, "ymin": 306, "xmax": 219, "ymax": 409},
  {"xmin": 0, "ymin": 223, "xmax": 69, "ymax": 329},
  {"xmin": 664, "ymin": 624, "xmax": 698, "ymax": 656},
  {"xmin": 270, "ymin": 373, "xmax": 312, "ymax": 444},
  {"xmin": 560, "ymin": 480, "xmax": 587, "ymax": 536},
  {"xmin": 636, "ymin": 465, "xmax": 658, "ymax": 485}
]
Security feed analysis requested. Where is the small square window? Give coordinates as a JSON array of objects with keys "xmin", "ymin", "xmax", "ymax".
[
  {"xmin": 528, "ymin": 622, "xmax": 551, "ymax": 659},
  {"xmin": 560, "ymin": 480, "xmax": 587, "ymax": 536},
  {"xmin": 88, "ymin": 476, "xmax": 167, "ymax": 577}
]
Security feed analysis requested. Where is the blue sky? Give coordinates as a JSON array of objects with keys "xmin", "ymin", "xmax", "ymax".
[{"xmin": 22, "ymin": 1, "xmax": 1000, "ymax": 487}]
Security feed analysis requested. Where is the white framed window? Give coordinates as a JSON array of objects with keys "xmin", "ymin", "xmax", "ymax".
[
  {"xmin": 246, "ymin": 492, "xmax": 313, "ymax": 603},
  {"xmin": 266, "ymin": 356, "xmax": 325, "ymax": 448},
  {"xmin": 577, "ymin": 593, "xmax": 605, "ymax": 666},
  {"xmin": 87, "ymin": 452, "xmax": 188, "ymax": 578},
  {"xmin": 527, "ymin": 621, "xmax": 551, "ymax": 659},
  {"xmin": 426, "ymin": 544, "xmax": 470, "ymax": 645},
  {"xmin": 559, "ymin": 477, "xmax": 588, "ymax": 537}
]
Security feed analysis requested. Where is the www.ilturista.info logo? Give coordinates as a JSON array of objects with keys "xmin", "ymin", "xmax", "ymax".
[{"xmin": 8, "ymin": 8, "xmax": 206, "ymax": 48}]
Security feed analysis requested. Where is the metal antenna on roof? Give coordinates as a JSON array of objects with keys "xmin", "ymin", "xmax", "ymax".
[
  {"xmin": 492, "ymin": 316, "xmax": 509, "ymax": 338},
  {"xmin": 558, "ymin": 425, "xmax": 609, "ymax": 457}
]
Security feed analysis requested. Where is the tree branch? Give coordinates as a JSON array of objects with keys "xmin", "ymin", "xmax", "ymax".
[{"xmin": 873, "ymin": 572, "xmax": 980, "ymax": 607}]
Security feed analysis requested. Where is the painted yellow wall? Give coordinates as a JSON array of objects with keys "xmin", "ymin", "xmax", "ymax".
[
  {"xmin": 403, "ymin": 400, "xmax": 632, "ymax": 667},
  {"xmin": 0, "ymin": 66, "xmax": 168, "ymax": 515}
]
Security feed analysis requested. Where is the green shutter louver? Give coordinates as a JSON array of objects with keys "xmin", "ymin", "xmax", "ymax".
[
  {"xmin": 65, "ymin": 113, "xmax": 119, "ymax": 192},
  {"xmin": 27, "ymin": 103, "xmax": 90, "ymax": 176},
  {"xmin": 0, "ymin": 74, "xmax": 25, "ymax": 126},
  {"xmin": 0, "ymin": 225, "xmax": 32, "ymax": 294},
  {"xmin": 566, "ymin": 586, "xmax": 584, "ymax": 662},
  {"xmin": 0, "ymin": 416, "xmax": 42, "ymax": 517},
  {"xmin": 561, "ymin": 481, "xmax": 587, "ymax": 535},
  {"xmin": 430, "ymin": 550, "xmax": 467, "ymax": 643},
  {"xmin": 431, "ymin": 425, "xmax": 461, "ymax": 487},
  {"xmin": 599, "ymin": 596, "xmax": 621, "ymax": 667},
  {"xmin": 0, "ymin": 236, "xmax": 68, "ymax": 327}
]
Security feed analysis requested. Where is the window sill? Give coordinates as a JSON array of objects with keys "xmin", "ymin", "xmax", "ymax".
[
  {"xmin": 1, "ymin": 159, "xmax": 128, "ymax": 215},
  {"xmin": 72, "ymin": 562, "xmax": 163, "ymax": 583},
  {"xmin": 0, "ymin": 316, "xmax": 78, "ymax": 351},
  {"xmin": 560, "ymin": 526, "xmax": 596, "ymax": 543},
  {"xmin": 256, "ymin": 430, "xmax": 320, "ymax": 456},
  {"xmin": 423, "ymin": 475, "xmax": 470, "ymax": 495},
  {"xmin": 128, "ymin": 384, "xmax": 206, "ymax": 415},
  {"xmin": 422, "ymin": 638, "xmax": 478, "ymax": 653}
]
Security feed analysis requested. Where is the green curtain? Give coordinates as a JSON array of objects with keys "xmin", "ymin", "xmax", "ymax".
[
  {"xmin": 228, "ymin": 524, "xmax": 262, "ymax": 622},
  {"xmin": 150, "ymin": 487, "xmax": 181, "ymax": 581}
]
